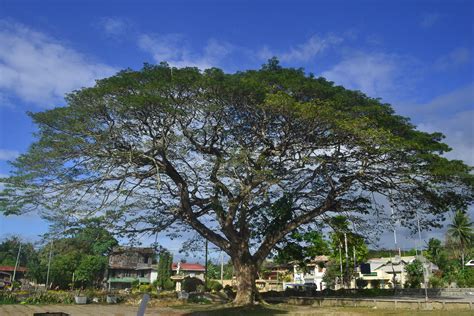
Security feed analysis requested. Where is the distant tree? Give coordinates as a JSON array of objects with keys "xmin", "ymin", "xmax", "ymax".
[
  {"xmin": 426, "ymin": 238, "xmax": 449, "ymax": 271},
  {"xmin": 2, "ymin": 61, "xmax": 473, "ymax": 304},
  {"xmin": 405, "ymin": 259, "xmax": 423, "ymax": 288},
  {"xmin": 156, "ymin": 250, "xmax": 173, "ymax": 290},
  {"xmin": 447, "ymin": 210, "xmax": 473, "ymax": 268},
  {"xmin": 74, "ymin": 255, "xmax": 108, "ymax": 288},
  {"xmin": 0, "ymin": 236, "xmax": 40, "ymax": 282}
]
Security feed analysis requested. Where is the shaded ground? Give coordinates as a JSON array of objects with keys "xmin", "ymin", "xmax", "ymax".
[{"xmin": 2, "ymin": 304, "xmax": 473, "ymax": 316}]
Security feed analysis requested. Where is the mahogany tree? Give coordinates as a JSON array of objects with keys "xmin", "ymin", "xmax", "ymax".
[{"xmin": 1, "ymin": 60, "xmax": 472, "ymax": 304}]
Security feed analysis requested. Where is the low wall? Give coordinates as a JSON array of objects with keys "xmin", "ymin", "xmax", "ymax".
[{"xmin": 268, "ymin": 296, "xmax": 474, "ymax": 310}]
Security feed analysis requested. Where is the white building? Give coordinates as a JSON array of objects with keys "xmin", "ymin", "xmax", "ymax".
[{"xmin": 290, "ymin": 255, "xmax": 329, "ymax": 291}]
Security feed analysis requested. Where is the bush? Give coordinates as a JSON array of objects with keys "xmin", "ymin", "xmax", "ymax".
[
  {"xmin": 182, "ymin": 277, "xmax": 204, "ymax": 292},
  {"xmin": 370, "ymin": 280, "xmax": 381, "ymax": 289},
  {"xmin": 207, "ymin": 280, "xmax": 223, "ymax": 292},
  {"xmin": 0, "ymin": 292, "xmax": 17, "ymax": 304},
  {"xmin": 429, "ymin": 275, "xmax": 445, "ymax": 288},
  {"xmin": 356, "ymin": 278, "xmax": 368, "ymax": 289},
  {"xmin": 138, "ymin": 284, "xmax": 153, "ymax": 293}
]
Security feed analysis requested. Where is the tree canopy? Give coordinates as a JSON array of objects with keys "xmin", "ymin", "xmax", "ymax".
[{"xmin": 1, "ymin": 60, "xmax": 472, "ymax": 304}]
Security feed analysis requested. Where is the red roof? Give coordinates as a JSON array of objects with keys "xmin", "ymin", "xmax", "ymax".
[
  {"xmin": 171, "ymin": 263, "xmax": 205, "ymax": 271},
  {"xmin": 0, "ymin": 266, "xmax": 28, "ymax": 272}
]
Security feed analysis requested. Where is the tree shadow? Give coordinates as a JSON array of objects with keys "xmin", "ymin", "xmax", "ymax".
[{"xmin": 182, "ymin": 305, "xmax": 289, "ymax": 316}]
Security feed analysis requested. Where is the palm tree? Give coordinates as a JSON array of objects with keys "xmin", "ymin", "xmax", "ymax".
[{"xmin": 447, "ymin": 210, "xmax": 473, "ymax": 268}]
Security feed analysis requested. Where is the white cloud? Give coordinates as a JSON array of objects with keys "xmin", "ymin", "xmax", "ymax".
[
  {"xmin": 0, "ymin": 20, "xmax": 117, "ymax": 107},
  {"xmin": 258, "ymin": 34, "xmax": 343, "ymax": 63},
  {"xmin": 321, "ymin": 52, "xmax": 408, "ymax": 98},
  {"xmin": 0, "ymin": 149, "xmax": 19, "ymax": 161},
  {"xmin": 434, "ymin": 47, "xmax": 471, "ymax": 71},
  {"xmin": 420, "ymin": 12, "xmax": 440, "ymax": 28},
  {"xmin": 405, "ymin": 83, "xmax": 474, "ymax": 166},
  {"xmin": 98, "ymin": 17, "xmax": 130, "ymax": 37},
  {"xmin": 138, "ymin": 34, "xmax": 232, "ymax": 70}
]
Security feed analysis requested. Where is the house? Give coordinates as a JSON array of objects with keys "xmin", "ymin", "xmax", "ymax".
[
  {"xmin": 0, "ymin": 266, "xmax": 28, "ymax": 287},
  {"xmin": 107, "ymin": 247, "xmax": 157, "ymax": 289},
  {"xmin": 289, "ymin": 255, "xmax": 329, "ymax": 291},
  {"xmin": 171, "ymin": 262, "xmax": 205, "ymax": 281},
  {"xmin": 256, "ymin": 260, "xmax": 293, "ymax": 291},
  {"xmin": 359, "ymin": 256, "xmax": 437, "ymax": 289}
]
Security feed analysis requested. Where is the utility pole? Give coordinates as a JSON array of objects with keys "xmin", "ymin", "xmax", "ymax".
[
  {"xmin": 339, "ymin": 244, "xmax": 343, "ymax": 289},
  {"xmin": 416, "ymin": 214, "xmax": 428, "ymax": 303},
  {"xmin": 220, "ymin": 251, "xmax": 224, "ymax": 285},
  {"xmin": 12, "ymin": 242, "xmax": 22, "ymax": 283},
  {"xmin": 46, "ymin": 240, "xmax": 53, "ymax": 290},
  {"xmin": 204, "ymin": 240, "xmax": 208, "ymax": 288},
  {"xmin": 344, "ymin": 232, "xmax": 349, "ymax": 288}
]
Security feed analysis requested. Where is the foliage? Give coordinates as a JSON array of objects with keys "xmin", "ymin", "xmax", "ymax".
[
  {"xmin": 0, "ymin": 236, "xmax": 39, "ymax": 281},
  {"xmin": 1, "ymin": 60, "xmax": 473, "ymax": 304},
  {"xmin": 182, "ymin": 277, "xmax": 204, "ymax": 292},
  {"xmin": 404, "ymin": 259, "xmax": 423, "ymax": 288},
  {"xmin": 74, "ymin": 255, "xmax": 107, "ymax": 287},
  {"xmin": 0, "ymin": 292, "xmax": 17, "ymax": 304},
  {"xmin": 207, "ymin": 279, "xmax": 223, "ymax": 292},
  {"xmin": 275, "ymin": 231, "xmax": 330, "ymax": 265},
  {"xmin": 355, "ymin": 278, "xmax": 368, "ymax": 289},
  {"xmin": 429, "ymin": 275, "xmax": 445, "ymax": 288},
  {"xmin": 447, "ymin": 210, "xmax": 473, "ymax": 266},
  {"xmin": 206, "ymin": 260, "xmax": 233, "ymax": 280},
  {"xmin": 156, "ymin": 250, "xmax": 173, "ymax": 290},
  {"xmin": 370, "ymin": 280, "xmax": 381, "ymax": 289},
  {"xmin": 321, "ymin": 260, "xmax": 342, "ymax": 289}
]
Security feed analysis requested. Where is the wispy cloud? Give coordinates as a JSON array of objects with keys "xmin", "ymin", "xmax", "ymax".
[
  {"xmin": 0, "ymin": 149, "xmax": 19, "ymax": 161},
  {"xmin": 420, "ymin": 12, "xmax": 440, "ymax": 28},
  {"xmin": 321, "ymin": 52, "xmax": 415, "ymax": 98},
  {"xmin": 0, "ymin": 20, "xmax": 117, "ymax": 107},
  {"xmin": 400, "ymin": 83, "xmax": 474, "ymax": 165},
  {"xmin": 138, "ymin": 34, "xmax": 233, "ymax": 70},
  {"xmin": 434, "ymin": 47, "xmax": 471, "ymax": 71},
  {"xmin": 259, "ymin": 34, "xmax": 343, "ymax": 63},
  {"xmin": 97, "ymin": 17, "xmax": 130, "ymax": 37}
]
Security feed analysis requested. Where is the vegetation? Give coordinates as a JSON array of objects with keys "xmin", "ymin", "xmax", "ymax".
[
  {"xmin": 156, "ymin": 250, "xmax": 174, "ymax": 290},
  {"xmin": 1, "ymin": 59, "xmax": 473, "ymax": 304},
  {"xmin": 447, "ymin": 210, "xmax": 473, "ymax": 268},
  {"xmin": 404, "ymin": 259, "xmax": 424, "ymax": 288},
  {"xmin": 0, "ymin": 223, "xmax": 117, "ymax": 289}
]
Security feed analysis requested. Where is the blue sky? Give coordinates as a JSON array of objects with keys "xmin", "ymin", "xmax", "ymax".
[{"xmin": 0, "ymin": 0, "xmax": 473, "ymax": 255}]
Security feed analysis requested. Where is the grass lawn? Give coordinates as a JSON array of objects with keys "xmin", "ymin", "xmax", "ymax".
[{"xmin": 175, "ymin": 303, "xmax": 474, "ymax": 315}]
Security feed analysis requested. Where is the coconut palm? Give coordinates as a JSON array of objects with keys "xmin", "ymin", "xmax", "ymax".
[{"xmin": 447, "ymin": 210, "xmax": 473, "ymax": 268}]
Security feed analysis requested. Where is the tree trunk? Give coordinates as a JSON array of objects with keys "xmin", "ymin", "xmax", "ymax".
[{"xmin": 232, "ymin": 256, "xmax": 258, "ymax": 306}]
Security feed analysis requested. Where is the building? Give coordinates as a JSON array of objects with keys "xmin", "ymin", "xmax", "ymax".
[
  {"xmin": 171, "ymin": 262, "xmax": 205, "ymax": 281},
  {"xmin": 107, "ymin": 247, "xmax": 157, "ymax": 289},
  {"xmin": 256, "ymin": 260, "xmax": 292, "ymax": 291},
  {"xmin": 359, "ymin": 256, "xmax": 438, "ymax": 289},
  {"xmin": 0, "ymin": 266, "xmax": 28, "ymax": 288},
  {"xmin": 289, "ymin": 255, "xmax": 329, "ymax": 291}
]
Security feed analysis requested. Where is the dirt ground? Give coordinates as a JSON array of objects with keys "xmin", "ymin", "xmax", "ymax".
[{"xmin": 1, "ymin": 304, "xmax": 474, "ymax": 316}]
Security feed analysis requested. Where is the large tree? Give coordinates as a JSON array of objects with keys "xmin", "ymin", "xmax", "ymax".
[{"xmin": 1, "ymin": 60, "xmax": 473, "ymax": 304}]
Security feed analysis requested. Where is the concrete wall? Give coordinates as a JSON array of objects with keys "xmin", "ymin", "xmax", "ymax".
[{"xmin": 280, "ymin": 297, "xmax": 474, "ymax": 311}]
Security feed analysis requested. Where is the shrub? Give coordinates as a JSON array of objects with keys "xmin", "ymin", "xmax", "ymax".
[
  {"xmin": 370, "ymin": 280, "xmax": 381, "ymax": 289},
  {"xmin": 182, "ymin": 277, "xmax": 204, "ymax": 292},
  {"xmin": 207, "ymin": 280, "xmax": 223, "ymax": 292},
  {"xmin": 165, "ymin": 279, "xmax": 175, "ymax": 291},
  {"xmin": 0, "ymin": 292, "xmax": 17, "ymax": 304},
  {"xmin": 356, "ymin": 278, "xmax": 368, "ymax": 289},
  {"xmin": 138, "ymin": 284, "xmax": 153, "ymax": 293},
  {"xmin": 429, "ymin": 275, "xmax": 445, "ymax": 288}
]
